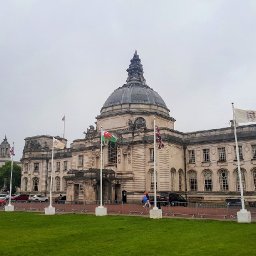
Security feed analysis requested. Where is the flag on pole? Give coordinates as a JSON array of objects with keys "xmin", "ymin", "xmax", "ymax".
[
  {"xmin": 101, "ymin": 130, "xmax": 117, "ymax": 143},
  {"xmin": 156, "ymin": 126, "xmax": 164, "ymax": 149},
  {"xmin": 53, "ymin": 137, "xmax": 65, "ymax": 149},
  {"xmin": 10, "ymin": 146, "xmax": 15, "ymax": 156},
  {"xmin": 235, "ymin": 108, "xmax": 256, "ymax": 124},
  {"xmin": 62, "ymin": 115, "xmax": 65, "ymax": 121}
]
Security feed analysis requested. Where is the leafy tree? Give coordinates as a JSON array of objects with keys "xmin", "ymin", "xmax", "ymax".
[{"xmin": 0, "ymin": 161, "xmax": 21, "ymax": 193}]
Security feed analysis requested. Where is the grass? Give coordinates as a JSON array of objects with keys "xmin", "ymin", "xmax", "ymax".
[{"xmin": 0, "ymin": 212, "xmax": 255, "ymax": 256}]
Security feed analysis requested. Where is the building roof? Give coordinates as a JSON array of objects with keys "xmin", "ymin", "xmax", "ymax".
[{"xmin": 101, "ymin": 51, "xmax": 169, "ymax": 111}]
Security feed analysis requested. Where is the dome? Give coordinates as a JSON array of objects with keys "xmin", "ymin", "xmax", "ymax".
[
  {"xmin": 102, "ymin": 84, "xmax": 168, "ymax": 109},
  {"xmin": 101, "ymin": 51, "xmax": 169, "ymax": 112}
]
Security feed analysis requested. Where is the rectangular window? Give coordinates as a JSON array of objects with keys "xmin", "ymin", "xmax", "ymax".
[
  {"xmin": 24, "ymin": 163, "xmax": 28, "ymax": 172},
  {"xmin": 149, "ymin": 148, "xmax": 154, "ymax": 162},
  {"xmin": 34, "ymin": 163, "xmax": 39, "ymax": 171},
  {"xmin": 204, "ymin": 179, "xmax": 212, "ymax": 191},
  {"xmin": 190, "ymin": 178, "xmax": 197, "ymax": 191},
  {"xmin": 108, "ymin": 142, "xmax": 117, "ymax": 164},
  {"xmin": 150, "ymin": 172, "xmax": 157, "ymax": 191},
  {"xmin": 234, "ymin": 146, "xmax": 243, "ymax": 160},
  {"xmin": 252, "ymin": 145, "xmax": 256, "ymax": 159},
  {"xmin": 48, "ymin": 162, "xmax": 52, "ymax": 171},
  {"xmin": 203, "ymin": 149, "xmax": 210, "ymax": 162},
  {"xmin": 188, "ymin": 150, "xmax": 195, "ymax": 164},
  {"xmin": 218, "ymin": 147, "xmax": 226, "ymax": 162},
  {"xmin": 56, "ymin": 162, "xmax": 60, "ymax": 171},
  {"xmin": 64, "ymin": 161, "xmax": 68, "ymax": 171},
  {"xmin": 78, "ymin": 155, "xmax": 84, "ymax": 167}
]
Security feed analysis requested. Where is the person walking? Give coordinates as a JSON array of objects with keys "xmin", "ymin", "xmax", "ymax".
[{"xmin": 142, "ymin": 191, "xmax": 151, "ymax": 208}]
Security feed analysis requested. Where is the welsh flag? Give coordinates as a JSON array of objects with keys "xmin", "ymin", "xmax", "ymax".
[{"xmin": 101, "ymin": 130, "xmax": 117, "ymax": 143}]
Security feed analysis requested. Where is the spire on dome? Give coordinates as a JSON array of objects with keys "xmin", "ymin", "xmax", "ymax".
[{"xmin": 126, "ymin": 51, "xmax": 146, "ymax": 85}]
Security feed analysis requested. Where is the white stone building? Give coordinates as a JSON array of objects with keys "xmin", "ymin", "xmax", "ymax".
[{"xmin": 20, "ymin": 52, "xmax": 256, "ymax": 203}]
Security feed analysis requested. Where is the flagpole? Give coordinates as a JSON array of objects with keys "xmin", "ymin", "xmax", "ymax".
[
  {"xmin": 8, "ymin": 143, "xmax": 14, "ymax": 206},
  {"xmin": 232, "ymin": 103, "xmax": 245, "ymax": 210},
  {"xmin": 100, "ymin": 126, "xmax": 103, "ymax": 207},
  {"xmin": 63, "ymin": 115, "xmax": 65, "ymax": 138},
  {"xmin": 49, "ymin": 137, "xmax": 54, "ymax": 207},
  {"xmin": 153, "ymin": 117, "xmax": 157, "ymax": 209}
]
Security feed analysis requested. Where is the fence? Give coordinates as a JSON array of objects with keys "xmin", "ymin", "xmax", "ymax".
[{"xmin": 1, "ymin": 201, "xmax": 256, "ymax": 221}]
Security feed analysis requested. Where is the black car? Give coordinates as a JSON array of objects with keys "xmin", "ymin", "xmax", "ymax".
[
  {"xmin": 55, "ymin": 195, "xmax": 66, "ymax": 204},
  {"xmin": 150, "ymin": 193, "xmax": 188, "ymax": 206},
  {"xmin": 167, "ymin": 193, "xmax": 188, "ymax": 206},
  {"xmin": 225, "ymin": 198, "xmax": 242, "ymax": 207}
]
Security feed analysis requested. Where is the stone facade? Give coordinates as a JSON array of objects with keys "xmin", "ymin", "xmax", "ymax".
[{"xmin": 20, "ymin": 52, "xmax": 256, "ymax": 203}]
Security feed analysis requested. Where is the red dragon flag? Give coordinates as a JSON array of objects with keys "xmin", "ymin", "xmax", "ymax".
[
  {"xmin": 156, "ymin": 126, "xmax": 164, "ymax": 149},
  {"xmin": 101, "ymin": 130, "xmax": 117, "ymax": 143}
]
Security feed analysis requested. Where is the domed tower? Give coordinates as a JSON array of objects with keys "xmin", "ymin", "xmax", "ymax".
[
  {"xmin": 96, "ymin": 51, "xmax": 175, "ymax": 131},
  {"xmin": 0, "ymin": 136, "xmax": 10, "ymax": 159}
]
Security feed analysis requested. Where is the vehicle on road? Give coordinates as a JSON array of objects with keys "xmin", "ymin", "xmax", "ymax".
[
  {"xmin": 0, "ymin": 194, "xmax": 8, "ymax": 200},
  {"xmin": 11, "ymin": 194, "xmax": 29, "ymax": 201},
  {"xmin": 150, "ymin": 192, "xmax": 188, "ymax": 207},
  {"xmin": 54, "ymin": 195, "xmax": 66, "ymax": 204},
  {"xmin": 0, "ymin": 198, "xmax": 6, "ymax": 206},
  {"xmin": 225, "ymin": 198, "xmax": 242, "ymax": 207},
  {"xmin": 28, "ymin": 194, "xmax": 48, "ymax": 202},
  {"xmin": 248, "ymin": 201, "xmax": 256, "ymax": 207}
]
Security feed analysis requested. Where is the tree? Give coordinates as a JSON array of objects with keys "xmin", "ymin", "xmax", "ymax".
[{"xmin": 0, "ymin": 161, "xmax": 21, "ymax": 193}]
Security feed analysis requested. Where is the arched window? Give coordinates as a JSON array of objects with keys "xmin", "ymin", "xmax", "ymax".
[
  {"xmin": 170, "ymin": 168, "xmax": 176, "ymax": 191},
  {"xmin": 203, "ymin": 170, "xmax": 212, "ymax": 191},
  {"xmin": 55, "ymin": 177, "xmax": 60, "ymax": 192},
  {"xmin": 134, "ymin": 117, "xmax": 146, "ymax": 129},
  {"xmin": 23, "ymin": 177, "xmax": 28, "ymax": 191},
  {"xmin": 188, "ymin": 170, "xmax": 197, "ymax": 191},
  {"xmin": 219, "ymin": 169, "xmax": 229, "ymax": 191},
  {"xmin": 178, "ymin": 169, "xmax": 184, "ymax": 191},
  {"xmin": 32, "ymin": 177, "xmax": 39, "ymax": 192},
  {"xmin": 235, "ymin": 168, "xmax": 246, "ymax": 191}
]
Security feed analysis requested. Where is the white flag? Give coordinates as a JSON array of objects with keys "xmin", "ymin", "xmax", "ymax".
[
  {"xmin": 235, "ymin": 108, "xmax": 256, "ymax": 124},
  {"xmin": 53, "ymin": 137, "xmax": 65, "ymax": 149}
]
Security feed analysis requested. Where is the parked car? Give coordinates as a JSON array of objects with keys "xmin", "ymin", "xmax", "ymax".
[
  {"xmin": 0, "ymin": 194, "xmax": 8, "ymax": 200},
  {"xmin": 11, "ymin": 194, "xmax": 29, "ymax": 201},
  {"xmin": 167, "ymin": 193, "xmax": 188, "ymax": 206},
  {"xmin": 54, "ymin": 195, "xmax": 66, "ymax": 204},
  {"xmin": 149, "ymin": 192, "xmax": 188, "ymax": 207},
  {"xmin": 149, "ymin": 194, "xmax": 169, "ymax": 206},
  {"xmin": 248, "ymin": 201, "xmax": 256, "ymax": 207},
  {"xmin": 28, "ymin": 194, "xmax": 48, "ymax": 202},
  {"xmin": 0, "ymin": 198, "xmax": 6, "ymax": 206},
  {"xmin": 225, "ymin": 198, "xmax": 242, "ymax": 207}
]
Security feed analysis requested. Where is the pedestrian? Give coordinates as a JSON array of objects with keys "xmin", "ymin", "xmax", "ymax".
[
  {"xmin": 142, "ymin": 191, "xmax": 151, "ymax": 208},
  {"xmin": 145, "ymin": 192, "xmax": 151, "ymax": 208}
]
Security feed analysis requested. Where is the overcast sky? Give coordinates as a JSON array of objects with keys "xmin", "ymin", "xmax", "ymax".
[{"xmin": 1, "ymin": 0, "xmax": 256, "ymax": 161}]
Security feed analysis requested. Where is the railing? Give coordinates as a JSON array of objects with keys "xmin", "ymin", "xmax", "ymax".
[{"xmin": 0, "ymin": 201, "xmax": 255, "ymax": 221}]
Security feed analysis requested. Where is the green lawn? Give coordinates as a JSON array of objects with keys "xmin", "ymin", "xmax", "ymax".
[{"xmin": 0, "ymin": 212, "xmax": 255, "ymax": 256}]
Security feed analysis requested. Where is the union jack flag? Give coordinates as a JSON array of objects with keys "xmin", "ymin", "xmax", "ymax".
[
  {"xmin": 10, "ymin": 146, "xmax": 15, "ymax": 156},
  {"xmin": 156, "ymin": 126, "xmax": 164, "ymax": 149}
]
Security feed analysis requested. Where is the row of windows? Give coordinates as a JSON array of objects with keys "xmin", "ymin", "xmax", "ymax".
[
  {"xmin": 149, "ymin": 169, "xmax": 256, "ymax": 192},
  {"xmin": 24, "ymin": 161, "xmax": 69, "ymax": 172},
  {"xmin": 23, "ymin": 177, "xmax": 64, "ymax": 192},
  {"xmin": 187, "ymin": 169, "xmax": 256, "ymax": 192},
  {"xmin": 188, "ymin": 145, "xmax": 256, "ymax": 164}
]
